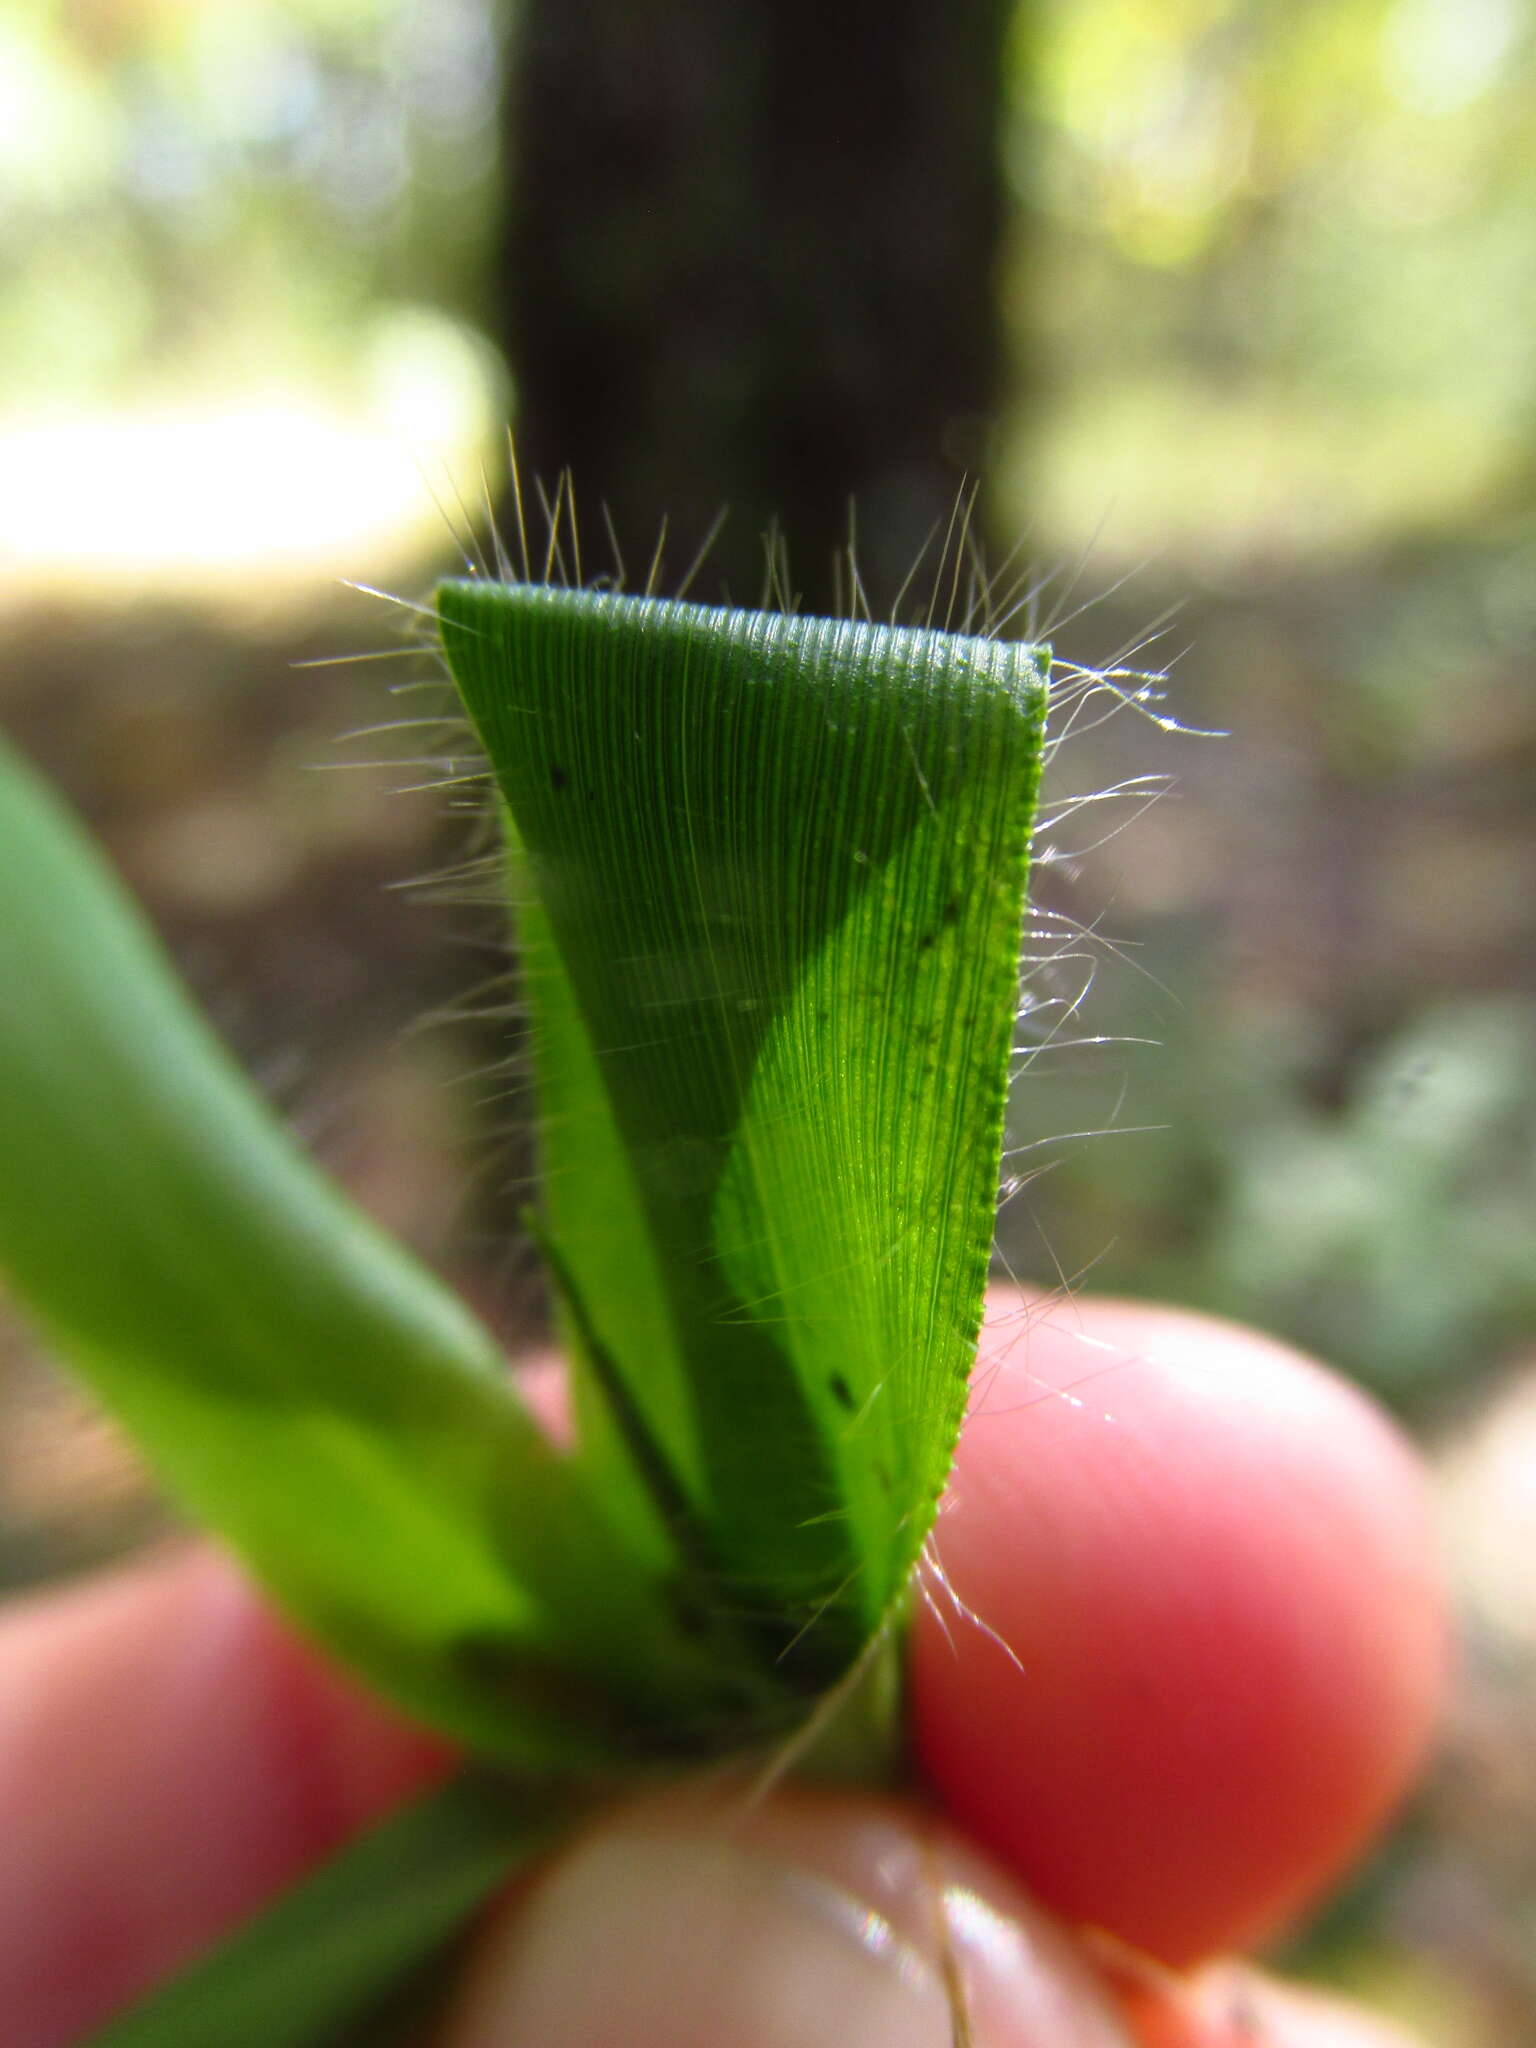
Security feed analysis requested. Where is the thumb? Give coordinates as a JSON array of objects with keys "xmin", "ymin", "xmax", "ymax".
[{"xmin": 434, "ymin": 1786, "xmax": 1134, "ymax": 2048}]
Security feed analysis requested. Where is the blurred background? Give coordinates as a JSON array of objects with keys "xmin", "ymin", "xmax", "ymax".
[{"xmin": 0, "ymin": 0, "xmax": 1532, "ymax": 2036}]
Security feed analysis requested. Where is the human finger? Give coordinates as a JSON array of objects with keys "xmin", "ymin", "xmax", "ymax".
[
  {"xmin": 0, "ymin": 1545, "xmax": 447, "ymax": 2047},
  {"xmin": 436, "ymin": 1782, "xmax": 1135, "ymax": 2048},
  {"xmin": 910, "ymin": 1294, "xmax": 1449, "ymax": 1968}
]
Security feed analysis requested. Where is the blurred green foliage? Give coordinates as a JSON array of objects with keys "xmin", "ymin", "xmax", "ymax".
[
  {"xmin": 1005, "ymin": 985, "xmax": 1536, "ymax": 1412},
  {"xmin": 1012, "ymin": 0, "xmax": 1536, "ymax": 560},
  {"xmin": 0, "ymin": 0, "xmax": 504, "ymax": 408},
  {"xmin": 1205, "ymin": 997, "xmax": 1536, "ymax": 1398}
]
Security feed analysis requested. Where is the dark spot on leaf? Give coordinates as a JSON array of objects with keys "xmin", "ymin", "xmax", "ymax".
[
  {"xmin": 829, "ymin": 1372, "xmax": 855, "ymax": 1411},
  {"xmin": 549, "ymin": 761, "xmax": 570, "ymax": 792},
  {"xmin": 941, "ymin": 896, "xmax": 961, "ymax": 925}
]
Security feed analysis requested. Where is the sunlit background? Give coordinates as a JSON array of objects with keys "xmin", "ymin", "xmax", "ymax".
[{"xmin": 1, "ymin": 2, "xmax": 1533, "ymax": 2038}]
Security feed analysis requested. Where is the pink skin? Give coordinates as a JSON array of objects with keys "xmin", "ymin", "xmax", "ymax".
[
  {"xmin": 910, "ymin": 1296, "xmax": 1449, "ymax": 1969},
  {"xmin": 0, "ymin": 1550, "xmax": 451, "ymax": 2046},
  {"xmin": 0, "ymin": 1296, "xmax": 1446, "ymax": 2047}
]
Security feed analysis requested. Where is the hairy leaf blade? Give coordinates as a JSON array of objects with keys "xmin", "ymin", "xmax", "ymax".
[{"xmin": 437, "ymin": 585, "xmax": 1047, "ymax": 1686}]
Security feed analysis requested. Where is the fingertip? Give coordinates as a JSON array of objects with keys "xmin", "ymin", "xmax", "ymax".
[
  {"xmin": 911, "ymin": 1293, "xmax": 1449, "ymax": 1967},
  {"xmin": 439, "ymin": 1786, "xmax": 1135, "ymax": 2048},
  {"xmin": 0, "ymin": 1546, "xmax": 449, "ymax": 2047}
]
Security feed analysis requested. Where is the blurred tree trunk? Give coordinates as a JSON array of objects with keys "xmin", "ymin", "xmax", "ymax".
[{"xmin": 497, "ymin": 0, "xmax": 1016, "ymax": 615}]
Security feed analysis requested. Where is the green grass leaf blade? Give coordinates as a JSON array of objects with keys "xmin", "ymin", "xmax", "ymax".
[
  {"xmin": 437, "ymin": 585, "xmax": 1047, "ymax": 1688},
  {"xmin": 81, "ymin": 1769, "xmax": 572, "ymax": 2048},
  {"xmin": 0, "ymin": 735, "xmax": 731, "ymax": 1762},
  {"xmin": 514, "ymin": 883, "xmax": 702, "ymax": 1579}
]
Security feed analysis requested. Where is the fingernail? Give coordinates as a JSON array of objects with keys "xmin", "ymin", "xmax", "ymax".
[
  {"xmin": 440, "ymin": 1801, "xmax": 1137, "ymax": 2048},
  {"xmin": 942, "ymin": 1878, "xmax": 1135, "ymax": 2046},
  {"xmin": 713, "ymin": 1796, "xmax": 1134, "ymax": 2047},
  {"xmin": 440, "ymin": 1829, "xmax": 953, "ymax": 2048}
]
